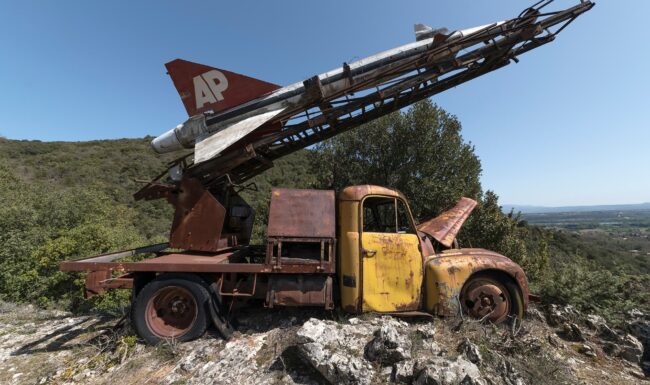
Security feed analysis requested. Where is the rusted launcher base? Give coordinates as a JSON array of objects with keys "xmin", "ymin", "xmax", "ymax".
[
  {"xmin": 62, "ymin": 246, "xmax": 337, "ymax": 306},
  {"xmin": 61, "ymin": 188, "xmax": 340, "ymax": 309}
]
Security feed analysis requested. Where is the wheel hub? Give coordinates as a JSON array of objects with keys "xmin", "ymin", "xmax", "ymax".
[
  {"xmin": 465, "ymin": 282, "xmax": 509, "ymax": 323},
  {"xmin": 145, "ymin": 286, "xmax": 198, "ymax": 338},
  {"xmin": 171, "ymin": 298, "xmax": 188, "ymax": 315}
]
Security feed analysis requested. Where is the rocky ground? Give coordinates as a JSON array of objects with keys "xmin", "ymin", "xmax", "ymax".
[{"xmin": 0, "ymin": 301, "xmax": 648, "ymax": 385}]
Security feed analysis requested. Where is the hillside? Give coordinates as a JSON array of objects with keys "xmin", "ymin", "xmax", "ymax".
[{"xmin": 0, "ymin": 137, "xmax": 315, "ymax": 239}]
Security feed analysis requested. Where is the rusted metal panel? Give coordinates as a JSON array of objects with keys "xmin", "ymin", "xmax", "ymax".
[
  {"xmin": 267, "ymin": 188, "xmax": 336, "ymax": 238},
  {"xmin": 266, "ymin": 237, "xmax": 336, "ymax": 273},
  {"xmin": 168, "ymin": 177, "xmax": 225, "ymax": 252},
  {"xmin": 266, "ymin": 275, "xmax": 334, "ymax": 309},
  {"xmin": 338, "ymin": 200, "xmax": 362, "ymax": 313},
  {"xmin": 417, "ymin": 197, "xmax": 477, "ymax": 248},
  {"xmin": 417, "ymin": 231, "xmax": 435, "ymax": 258},
  {"xmin": 61, "ymin": 250, "xmax": 335, "ymax": 274},
  {"xmin": 99, "ymin": 274, "xmax": 134, "ymax": 290},
  {"xmin": 339, "ymin": 185, "xmax": 407, "ymax": 202},
  {"xmin": 84, "ymin": 271, "xmax": 111, "ymax": 298},
  {"xmin": 59, "ymin": 243, "xmax": 169, "ymax": 270},
  {"xmin": 424, "ymin": 248, "xmax": 529, "ymax": 317}
]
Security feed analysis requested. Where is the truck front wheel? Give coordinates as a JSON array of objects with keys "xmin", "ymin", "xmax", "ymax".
[
  {"xmin": 461, "ymin": 273, "xmax": 523, "ymax": 324},
  {"xmin": 132, "ymin": 274, "xmax": 210, "ymax": 344}
]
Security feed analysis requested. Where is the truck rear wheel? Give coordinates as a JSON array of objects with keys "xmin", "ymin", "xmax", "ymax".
[
  {"xmin": 461, "ymin": 273, "xmax": 523, "ymax": 324},
  {"xmin": 132, "ymin": 274, "xmax": 210, "ymax": 344}
]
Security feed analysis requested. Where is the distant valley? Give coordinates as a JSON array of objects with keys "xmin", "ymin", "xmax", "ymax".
[{"xmin": 503, "ymin": 202, "xmax": 650, "ymax": 214}]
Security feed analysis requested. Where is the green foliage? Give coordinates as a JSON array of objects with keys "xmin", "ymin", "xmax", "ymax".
[
  {"xmin": 537, "ymin": 255, "xmax": 650, "ymax": 325},
  {"xmin": 0, "ymin": 137, "xmax": 314, "ymax": 311},
  {"xmin": 0, "ymin": 163, "xmax": 145, "ymax": 310}
]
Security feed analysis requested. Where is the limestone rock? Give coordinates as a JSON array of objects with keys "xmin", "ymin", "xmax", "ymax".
[
  {"xmin": 416, "ymin": 324, "xmax": 437, "ymax": 339},
  {"xmin": 619, "ymin": 334, "xmax": 643, "ymax": 364},
  {"xmin": 578, "ymin": 344, "xmax": 596, "ymax": 358},
  {"xmin": 499, "ymin": 359, "xmax": 526, "ymax": 385},
  {"xmin": 585, "ymin": 314, "xmax": 606, "ymax": 331},
  {"xmin": 413, "ymin": 356, "xmax": 486, "ymax": 385},
  {"xmin": 601, "ymin": 341, "xmax": 621, "ymax": 357},
  {"xmin": 296, "ymin": 318, "xmax": 373, "ymax": 385},
  {"xmin": 365, "ymin": 320, "xmax": 412, "ymax": 366},
  {"xmin": 457, "ymin": 338, "xmax": 482, "ymax": 366},
  {"xmin": 526, "ymin": 308, "xmax": 545, "ymax": 323},
  {"xmin": 557, "ymin": 323, "xmax": 585, "ymax": 342},
  {"xmin": 393, "ymin": 360, "xmax": 416, "ymax": 384},
  {"xmin": 598, "ymin": 324, "xmax": 620, "ymax": 342},
  {"xmin": 546, "ymin": 305, "xmax": 580, "ymax": 327}
]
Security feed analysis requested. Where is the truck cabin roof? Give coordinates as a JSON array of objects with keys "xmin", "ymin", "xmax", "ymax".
[{"xmin": 339, "ymin": 185, "xmax": 407, "ymax": 202}]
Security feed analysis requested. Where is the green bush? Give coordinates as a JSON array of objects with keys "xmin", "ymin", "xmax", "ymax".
[
  {"xmin": 0, "ymin": 164, "xmax": 145, "ymax": 311},
  {"xmin": 537, "ymin": 255, "xmax": 650, "ymax": 325}
]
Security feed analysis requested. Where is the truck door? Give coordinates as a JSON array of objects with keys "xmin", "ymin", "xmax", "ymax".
[{"xmin": 360, "ymin": 196, "xmax": 423, "ymax": 312}]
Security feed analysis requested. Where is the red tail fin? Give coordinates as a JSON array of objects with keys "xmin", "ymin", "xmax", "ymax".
[{"xmin": 165, "ymin": 59, "xmax": 281, "ymax": 116}]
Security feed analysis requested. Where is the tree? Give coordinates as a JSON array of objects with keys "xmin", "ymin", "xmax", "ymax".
[{"xmin": 312, "ymin": 100, "xmax": 548, "ymax": 280}]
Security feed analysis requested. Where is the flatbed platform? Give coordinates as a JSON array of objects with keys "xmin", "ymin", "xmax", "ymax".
[{"xmin": 59, "ymin": 242, "xmax": 335, "ymax": 275}]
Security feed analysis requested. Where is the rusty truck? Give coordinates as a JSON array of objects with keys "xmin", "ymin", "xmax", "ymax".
[
  {"xmin": 61, "ymin": 184, "xmax": 529, "ymax": 344},
  {"xmin": 60, "ymin": 0, "xmax": 593, "ymax": 344}
]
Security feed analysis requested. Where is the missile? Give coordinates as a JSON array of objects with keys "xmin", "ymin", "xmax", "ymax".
[{"xmin": 142, "ymin": 0, "xmax": 593, "ymax": 195}]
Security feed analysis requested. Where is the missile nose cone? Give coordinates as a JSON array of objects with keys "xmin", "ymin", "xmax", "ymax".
[{"xmin": 151, "ymin": 127, "xmax": 183, "ymax": 154}]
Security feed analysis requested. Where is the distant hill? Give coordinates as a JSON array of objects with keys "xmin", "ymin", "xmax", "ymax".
[{"xmin": 503, "ymin": 202, "xmax": 650, "ymax": 214}]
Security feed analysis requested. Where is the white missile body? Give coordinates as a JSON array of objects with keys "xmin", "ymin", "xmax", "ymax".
[
  {"xmin": 145, "ymin": 0, "xmax": 594, "ymax": 185},
  {"xmin": 151, "ymin": 22, "xmax": 505, "ymax": 162}
]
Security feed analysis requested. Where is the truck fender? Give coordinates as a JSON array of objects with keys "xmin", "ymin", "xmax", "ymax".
[{"xmin": 423, "ymin": 249, "xmax": 529, "ymax": 317}]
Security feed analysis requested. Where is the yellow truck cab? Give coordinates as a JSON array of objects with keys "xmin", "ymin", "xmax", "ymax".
[
  {"xmin": 338, "ymin": 185, "xmax": 528, "ymax": 322},
  {"xmin": 61, "ymin": 183, "xmax": 529, "ymax": 344}
]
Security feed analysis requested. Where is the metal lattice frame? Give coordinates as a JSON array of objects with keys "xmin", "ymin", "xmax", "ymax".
[{"xmin": 136, "ymin": 0, "xmax": 593, "ymax": 199}]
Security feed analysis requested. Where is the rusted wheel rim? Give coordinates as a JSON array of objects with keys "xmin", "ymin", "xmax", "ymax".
[
  {"xmin": 145, "ymin": 286, "xmax": 198, "ymax": 338},
  {"xmin": 463, "ymin": 278, "xmax": 511, "ymax": 323}
]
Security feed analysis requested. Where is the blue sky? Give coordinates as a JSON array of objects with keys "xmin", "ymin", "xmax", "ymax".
[{"xmin": 0, "ymin": 1, "xmax": 648, "ymax": 206}]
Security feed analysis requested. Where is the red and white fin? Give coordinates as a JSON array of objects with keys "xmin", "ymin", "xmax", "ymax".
[{"xmin": 165, "ymin": 59, "xmax": 281, "ymax": 116}]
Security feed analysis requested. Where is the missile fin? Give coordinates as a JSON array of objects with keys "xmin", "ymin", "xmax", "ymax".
[
  {"xmin": 414, "ymin": 24, "xmax": 449, "ymax": 41},
  {"xmin": 194, "ymin": 107, "xmax": 286, "ymax": 164},
  {"xmin": 165, "ymin": 59, "xmax": 281, "ymax": 117}
]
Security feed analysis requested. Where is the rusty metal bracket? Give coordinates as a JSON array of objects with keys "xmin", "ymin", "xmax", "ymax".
[{"xmin": 217, "ymin": 274, "xmax": 258, "ymax": 297}]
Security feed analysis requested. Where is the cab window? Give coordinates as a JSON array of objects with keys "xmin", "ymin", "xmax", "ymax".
[
  {"xmin": 397, "ymin": 199, "xmax": 415, "ymax": 234},
  {"xmin": 363, "ymin": 196, "xmax": 415, "ymax": 234}
]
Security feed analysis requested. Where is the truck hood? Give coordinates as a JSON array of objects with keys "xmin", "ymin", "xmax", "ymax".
[{"xmin": 417, "ymin": 197, "xmax": 477, "ymax": 248}]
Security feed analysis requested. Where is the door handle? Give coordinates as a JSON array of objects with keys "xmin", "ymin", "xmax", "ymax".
[{"xmin": 363, "ymin": 249, "xmax": 377, "ymax": 258}]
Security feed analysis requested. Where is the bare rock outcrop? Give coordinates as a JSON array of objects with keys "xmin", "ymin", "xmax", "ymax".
[
  {"xmin": 366, "ymin": 319, "xmax": 412, "ymax": 366},
  {"xmin": 0, "ymin": 301, "xmax": 648, "ymax": 385},
  {"xmin": 295, "ymin": 317, "xmax": 374, "ymax": 384},
  {"xmin": 413, "ymin": 356, "xmax": 486, "ymax": 385}
]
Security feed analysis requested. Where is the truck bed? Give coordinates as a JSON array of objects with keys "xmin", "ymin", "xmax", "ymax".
[{"xmin": 59, "ymin": 242, "xmax": 334, "ymax": 274}]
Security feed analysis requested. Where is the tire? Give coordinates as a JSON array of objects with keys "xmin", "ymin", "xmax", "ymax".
[
  {"xmin": 460, "ymin": 273, "xmax": 523, "ymax": 324},
  {"xmin": 132, "ymin": 274, "xmax": 210, "ymax": 345}
]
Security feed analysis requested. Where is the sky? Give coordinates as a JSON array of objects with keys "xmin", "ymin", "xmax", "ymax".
[{"xmin": 0, "ymin": 0, "xmax": 648, "ymax": 206}]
